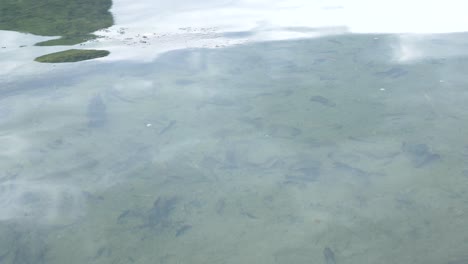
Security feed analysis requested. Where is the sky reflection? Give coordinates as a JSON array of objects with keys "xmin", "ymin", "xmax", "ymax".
[{"xmin": 2, "ymin": 0, "xmax": 468, "ymax": 74}]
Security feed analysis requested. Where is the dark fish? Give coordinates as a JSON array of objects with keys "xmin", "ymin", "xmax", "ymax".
[
  {"xmin": 82, "ymin": 191, "xmax": 104, "ymax": 202},
  {"xmin": 402, "ymin": 142, "xmax": 441, "ymax": 168},
  {"xmin": 285, "ymin": 159, "xmax": 321, "ymax": 183},
  {"xmin": 87, "ymin": 94, "xmax": 107, "ymax": 128},
  {"xmin": 310, "ymin": 96, "xmax": 336, "ymax": 107},
  {"xmin": 159, "ymin": 120, "xmax": 176, "ymax": 135},
  {"xmin": 222, "ymin": 31, "xmax": 255, "ymax": 38},
  {"xmin": 117, "ymin": 210, "xmax": 131, "ymax": 222},
  {"xmin": 312, "ymin": 58, "xmax": 328, "ymax": 65},
  {"xmin": 357, "ymin": 150, "xmax": 400, "ymax": 161},
  {"xmin": 395, "ymin": 192, "xmax": 415, "ymax": 210},
  {"xmin": 462, "ymin": 146, "xmax": 468, "ymax": 157},
  {"xmin": 117, "ymin": 209, "xmax": 140, "ymax": 224},
  {"xmin": 308, "ymin": 139, "xmax": 337, "ymax": 148},
  {"xmin": 0, "ymin": 105, "xmax": 11, "ymax": 121},
  {"xmin": 197, "ymin": 96, "xmax": 238, "ymax": 110},
  {"xmin": 222, "ymin": 149, "xmax": 238, "ymax": 169},
  {"xmin": 93, "ymin": 247, "xmax": 111, "ymax": 259},
  {"xmin": 242, "ymin": 211, "xmax": 257, "ymax": 219},
  {"xmin": 291, "ymin": 159, "xmax": 322, "ymax": 169},
  {"xmin": 215, "ymin": 198, "xmax": 226, "ymax": 215},
  {"xmin": 319, "ymin": 75, "xmax": 337, "ymax": 81},
  {"xmin": 333, "ymin": 161, "xmax": 383, "ymax": 185},
  {"xmin": 285, "ymin": 167, "xmax": 320, "ymax": 183},
  {"xmin": 175, "ymin": 79, "xmax": 194, "ymax": 86},
  {"xmin": 238, "ymin": 117, "xmax": 264, "ymax": 129},
  {"xmin": 323, "ymin": 247, "xmax": 336, "ymax": 264},
  {"xmin": 201, "ymin": 155, "xmax": 223, "ymax": 170},
  {"xmin": 463, "ymin": 170, "xmax": 468, "ymax": 177},
  {"xmin": 11, "ymin": 235, "xmax": 48, "ymax": 264},
  {"xmin": 146, "ymin": 196, "xmax": 178, "ymax": 228},
  {"xmin": 205, "ymin": 97, "xmax": 236, "ymax": 106},
  {"xmin": 175, "ymin": 224, "xmax": 192, "ymax": 237},
  {"xmin": 375, "ymin": 67, "xmax": 408, "ymax": 79},
  {"xmin": 328, "ymin": 152, "xmax": 361, "ymax": 163},
  {"xmin": 448, "ymin": 258, "xmax": 468, "ymax": 264},
  {"xmin": 333, "ymin": 162, "xmax": 368, "ymax": 178},
  {"xmin": 328, "ymin": 39, "xmax": 342, "ymax": 45},
  {"xmin": 348, "ymin": 136, "xmax": 375, "ymax": 143},
  {"xmin": 268, "ymin": 124, "xmax": 301, "ymax": 138}
]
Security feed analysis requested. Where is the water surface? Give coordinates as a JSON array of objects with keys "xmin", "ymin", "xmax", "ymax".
[{"xmin": 1, "ymin": 1, "xmax": 468, "ymax": 264}]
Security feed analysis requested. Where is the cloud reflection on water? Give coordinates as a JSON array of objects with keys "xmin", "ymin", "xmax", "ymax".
[
  {"xmin": 2, "ymin": 0, "xmax": 468, "ymax": 76},
  {"xmin": 95, "ymin": 0, "xmax": 468, "ymax": 63}
]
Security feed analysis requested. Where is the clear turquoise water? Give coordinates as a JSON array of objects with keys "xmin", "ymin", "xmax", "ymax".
[{"xmin": 1, "ymin": 3, "xmax": 468, "ymax": 264}]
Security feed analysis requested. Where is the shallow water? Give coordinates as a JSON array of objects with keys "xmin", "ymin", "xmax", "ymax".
[{"xmin": 1, "ymin": 1, "xmax": 468, "ymax": 264}]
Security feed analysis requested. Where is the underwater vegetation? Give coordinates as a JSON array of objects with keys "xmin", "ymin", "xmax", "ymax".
[
  {"xmin": 34, "ymin": 49, "xmax": 110, "ymax": 63},
  {"xmin": 0, "ymin": 0, "xmax": 113, "ymax": 46},
  {"xmin": 0, "ymin": 0, "xmax": 113, "ymax": 62}
]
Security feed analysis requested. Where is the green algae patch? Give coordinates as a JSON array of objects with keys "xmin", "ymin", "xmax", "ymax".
[
  {"xmin": 35, "ymin": 34, "xmax": 98, "ymax": 46},
  {"xmin": 0, "ymin": 0, "xmax": 113, "ymax": 46},
  {"xmin": 34, "ymin": 49, "xmax": 110, "ymax": 63}
]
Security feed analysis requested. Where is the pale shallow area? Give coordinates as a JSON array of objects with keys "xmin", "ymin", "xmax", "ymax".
[
  {"xmin": 2, "ymin": 0, "xmax": 468, "ymax": 74},
  {"xmin": 1, "ymin": 1, "xmax": 468, "ymax": 264}
]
